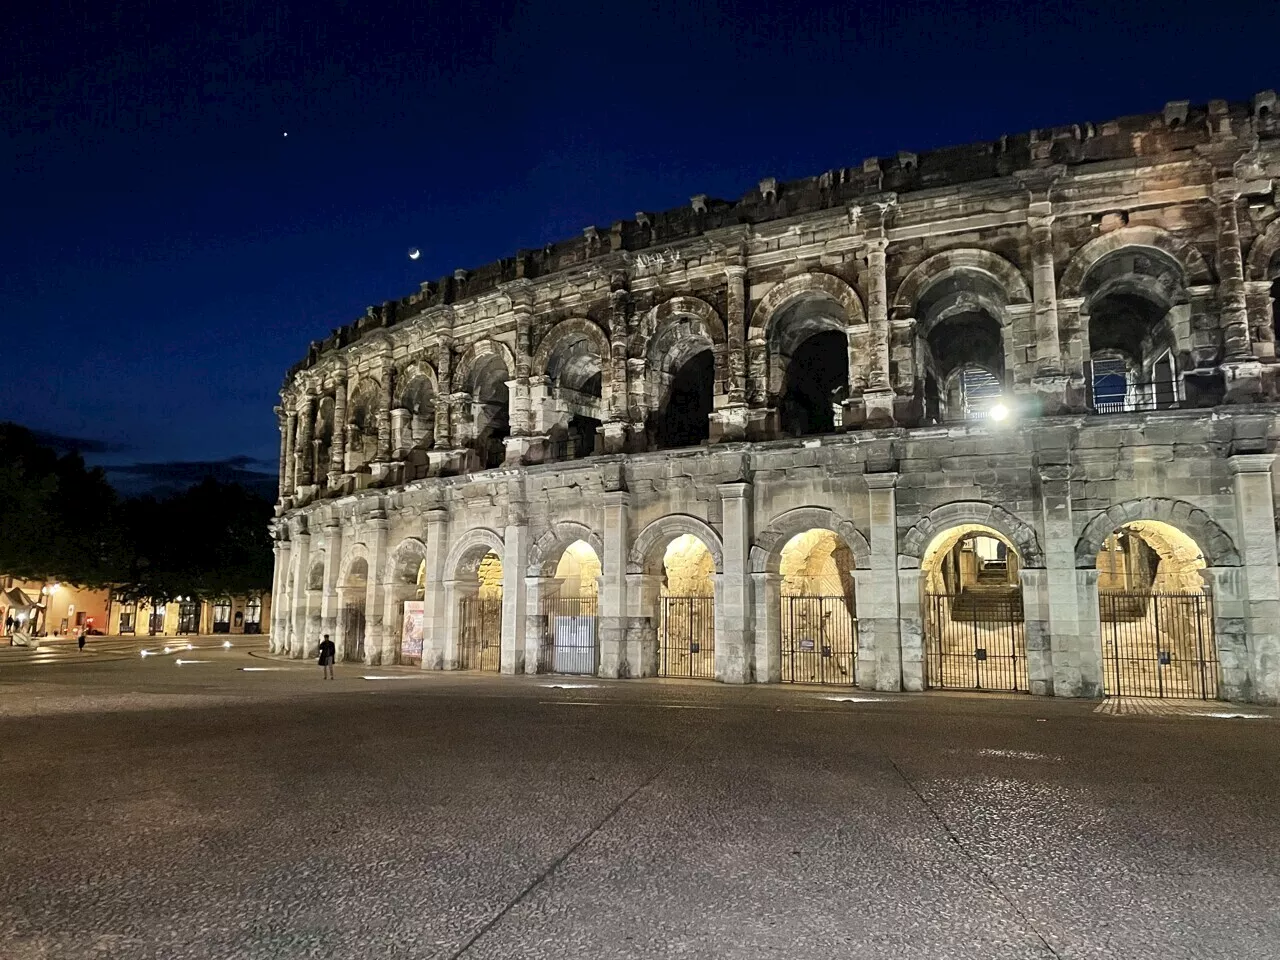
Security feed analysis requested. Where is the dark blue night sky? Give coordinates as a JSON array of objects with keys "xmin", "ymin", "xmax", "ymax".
[{"xmin": 3, "ymin": 0, "xmax": 1273, "ymax": 492}]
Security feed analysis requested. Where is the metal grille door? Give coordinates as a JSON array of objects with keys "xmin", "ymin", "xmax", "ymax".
[
  {"xmin": 342, "ymin": 605, "xmax": 366, "ymax": 662},
  {"xmin": 458, "ymin": 597, "xmax": 502, "ymax": 672},
  {"xmin": 924, "ymin": 593, "xmax": 1026, "ymax": 692},
  {"xmin": 1099, "ymin": 590, "xmax": 1218, "ymax": 699},
  {"xmin": 659, "ymin": 596, "xmax": 715, "ymax": 679},
  {"xmin": 538, "ymin": 596, "xmax": 598, "ymax": 676},
  {"xmin": 781, "ymin": 596, "xmax": 857, "ymax": 685}
]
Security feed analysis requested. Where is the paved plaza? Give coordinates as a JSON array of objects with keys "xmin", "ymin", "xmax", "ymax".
[{"xmin": 1, "ymin": 638, "xmax": 1278, "ymax": 959}]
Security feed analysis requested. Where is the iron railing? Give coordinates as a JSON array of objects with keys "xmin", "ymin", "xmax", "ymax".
[
  {"xmin": 924, "ymin": 592, "xmax": 1026, "ymax": 692},
  {"xmin": 780, "ymin": 595, "xmax": 857, "ymax": 685},
  {"xmin": 537, "ymin": 596, "xmax": 598, "ymax": 675},
  {"xmin": 659, "ymin": 596, "xmax": 715, "ymax": 679},
  {"xmin": 1098, "ymin": 590, "xmax": 1218, "ymax": 699},
  {"xmin": 457, "ymin": 597, "xmax": 502, "ymax": 671}
]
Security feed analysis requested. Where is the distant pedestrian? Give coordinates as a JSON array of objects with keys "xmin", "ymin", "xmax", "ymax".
[
  {"xmin": 77, "ymin": 628, "xmax": 86, "ymax": 651},
  {"xmin": 318, "ymin": 634, "xmax": 336, "ymax": 679}
]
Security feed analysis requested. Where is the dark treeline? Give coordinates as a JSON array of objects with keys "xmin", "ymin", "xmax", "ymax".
[{"xmin": 0, "ymin": 423, "xmax": 273, "ymax": 600}]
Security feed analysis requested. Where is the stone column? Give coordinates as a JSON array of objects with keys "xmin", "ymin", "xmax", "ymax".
[
  {"xmin": 716, "ymin": 481, "xmax": 753, "ymax": 683},
  {"xmin": 330, "ymin": 376, "xmax": 347, "ymax": 480},
  {"xmin": 283, "ymin": 409, "xmax": 298, "ymax": 496},
  {"xmin": 710, "ymin": 266, "xmax": 750, "ymax": 441},
  {"xmin": 1038, "ymin": 460, "xmax": 1098, "ymax": 696},
  {"xmin": 751, "ymin": 571, "xmax": 782, "ymax": 683},
  {"xmin": 1230, "ymin": 454, "xmax": 1280, "ymax": 703},
  {"xmin": 864, "ymin": 238, "xmax": 894, "ymax": 426},
  {"xmin": 502, "ymin": 490, "xmax": 530, "ymax": 674},
  {"xmin": 364, "ymin": 510, "xmax": 389, "ymax": 665},
  {"xmin": 275, "ymin": 408, "xmax": 288, "ymax": 500},
  {"xmin": 289, "ymin": 528, "xmax": 311, "ymax": 657},
  {"xmin": 1019, "ymin": 567, "xmax": 1052, "ymax": 696},
  {"xmin": 435, "ymin": 339, "xmax": 454, "ymax": 449},
  {"xmin": 440, "ymin": 579, "xmax": 472, "ymax": 670},
  {"xmin": 376, "ymin": 367, "xmax": 394, "ymax": 461},
  {"xmin": 1029, "ymin": 203, "xmax": 1068, "ymax": 414},
  {"xmin": 390, "ymin": 407, "xmax": 410, "ymax": 459},
  {"xmin": 1216, "ymin": 180, "xmax": 1252, "ymax": 361},
  {"xmin": 603, "ymin": 288, "xmax": 632, "ymax": 454},
  {"xmin": 294, "ymin": 396, "xmax": 313, "ymax": 491},
  {"xmin": 270, "ymin": 539, "xmax": 291, "ymax": 654},
  {"xmin": 319, "ymin": 521, "xmax": 343, "ymax": 651},
  {"xmin": 598, "ymin": 491, "xmax": 630, "ymax": 677},
  {"xmin": 857, "ymin": 472, "xmax": 903, "ymax": 690},
  {"xmin": 625, "ymin": 572, "xmax": 662, "ymax": 677},
  {"xmin": 420, "ymin": 508, "xmax": 449, "ymax": 670},
  {"xmin": 523, "ymin": 575, "xmax": 547, "ymax": 675},
  {"xmin": 510, "ymin": 290, "xmax": 534, "ymax": 440}
]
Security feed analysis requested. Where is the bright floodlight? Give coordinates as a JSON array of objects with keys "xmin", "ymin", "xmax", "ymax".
[
  {"xmin": 222, "ymin": 641, "xmax": 232, "ymax": 648},
  {"xmin": 989, "ymin": 403, "xmax": 1009, "ymax": 421}
]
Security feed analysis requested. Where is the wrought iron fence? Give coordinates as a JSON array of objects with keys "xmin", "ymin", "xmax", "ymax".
[
  {"xmin": 1098, "ymin": 590, "xmax": 1218, "ymax": 699},
  {"xmin": 1090, "ymin": 381, "xmax": 1181, "ymax": 414},
  {"xmin": 924, "ymin": 592, "xmax": 1026, "ymax": 692},
  {"xmin": 660, "ymin": 596, "xmax": 715, "ymax": 679},
  {"xmin": 457, "ymin": 597, "xmax": 502, "ymax": 671},
  {"xmin": 780, "ymin": 595, "xmax": 857, "ymax": 685},
  {"xmin": 538, "ymin": 596, "xmax": 598, "ymax": 675}
]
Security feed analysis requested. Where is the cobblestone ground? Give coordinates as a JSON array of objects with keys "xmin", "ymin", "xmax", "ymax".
[{"xmin": 1, "ymin": 640, "xmax": 1278, "ymax": 959}]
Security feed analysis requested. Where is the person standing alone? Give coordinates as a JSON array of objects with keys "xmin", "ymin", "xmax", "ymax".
[
  {"xmin": 318, "ymin": 634, "xmax": 336, "ymax": 679},
  {"xmin": 77, "ymin": 628, "xmax": 86, "ymax": 652}
]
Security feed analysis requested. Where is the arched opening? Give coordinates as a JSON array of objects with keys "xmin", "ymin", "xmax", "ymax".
[
  {"xmin": 397, "ymin": 376, "xmax": 436, "ymax": 454},
  {"xmin": 769, "ymin": 295, "xmax": 849, "ymax": 437},
  {"xmin": 305, "ymin": 559, "xmax": 325, "ymax": 656},
  {"xmin": 340, "ymin": 557, "xmax": 368, "ymax": 663},
  {"xmin": 346, "ymin": 379, "xmax": 381, "ymax": 473},
  {"xmin": 655, "ymin": 350, "xmax": 713, "ymax": 449},
  {"xmin": 542, "ymin": 327, "xmax": 606, "ymax": 461},
  {"xmin": 658, "ymin": 534, "xmax": 716, "ymax": 679},
  {"xmin": 457, "ymin": 550, "xmax": 503, "ymax": 671},
  {"xmin": 1081, "ymin": 247, "xmax": 1216, "ymax": 410},
  {"xmin": 778, "ymin": 529, "xmax": 857, "ymax": 685},
  {"xmin": 921, "ymin": 524, "xmax": 1026, "ymax": 691},
  {"xmin": 388, "ymin": 542, "xmax": 428, "ymax": 666},
  {"xmin": 537, "ymin": 540, "xmax": 601, "ymax": 674},
  {"xmin": 312, "ymin": 396, "xmax": 335, "ymax": 488},
  {"xmin": 1095, "ymin": 520, "xmax": 1217, "ymax": 699},
  {"xmin": 462, "ymin": 352, "xmax": 511, "ymax": 470},
  {"xmin": 916, "ymin": 272, "xmax": 1009, "ymax": 423}
]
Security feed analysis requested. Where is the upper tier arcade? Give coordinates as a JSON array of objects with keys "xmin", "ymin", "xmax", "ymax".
[{"xmin": 276, "ymin": 91, "xmax": 1280, "ymax": 510}]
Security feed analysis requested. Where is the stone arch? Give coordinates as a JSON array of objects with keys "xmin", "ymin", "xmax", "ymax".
[
  {"xmin": 627, "ymin": 514, "xmax": 724, "ymax": 575},
  {"xmin": 388, "ymin": 537, "xmax": 428, "ymax": 585},
  {"xmin": 397, "ymin": 360, "xmax": 439, "ymax": 402},
  {"xmin": 444, "ymin": 527, "xmax": 505, "ymax": 580},
  {"xmin": 527, "ymin": 521, "xmax": 606, "ymax": 579},
  {"xmin": 644, "ymin": 295, "xmax": 727, "ymax": 349},
  {"xmin": 890, "ymin": 248, "xmax": 1032, "ymax": 322},
  {"xmin": 901, "ymin": 501, "xmax": 1044, "ymax": 568},
  {"xmin": 748, "ymin": 272, "xmax": 866, "ymax": 342},
  {"xmin": 306, "ymin": 557, "xmax": 326, "ymax": 591},
  {"xmin": 453, "ymin": 339, "xmax": 516, "ymax": 393},
  {"xmin": 749, "ymin": 506, "xmax": 872, "ymax": 573},
  {"xmin": 1074, "ymin": 498, "xmax": 1240, "ymax": 568},
  {"xmin": 1060, "ymin": 226, "xmax": 1213, "ymax": 298},
  {"xmin": 533, "ymin": 318, "xmax": 612, "ymax": 388},
  {"xmin": 1246, "ymin": 216, "xmax": 1280, "ymax": 280},
  {"xmin": 338, "ymin": 543, "xmax": 371, "ymax": 586}
]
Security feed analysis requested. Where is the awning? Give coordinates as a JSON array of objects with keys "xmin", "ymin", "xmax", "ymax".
[{"xmin": 2, "ymin": 587, "xmax": 37, "ymax": 609}]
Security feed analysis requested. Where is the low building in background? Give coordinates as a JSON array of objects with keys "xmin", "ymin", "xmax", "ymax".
[
  {"xmin": 1, "ymin": 577, "xmax": 110, "ymax": 636},
  {"xmin": 107, "ymin": 593, "xmax": 271, "ymax": 638}
]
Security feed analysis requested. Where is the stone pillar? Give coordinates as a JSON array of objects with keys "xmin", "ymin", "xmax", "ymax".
[
  {"xmin": 1019, "ymin": 567, "xmax": 1052, "ymax": 696},
  {"xmin": 710, "ymin": 265, "xmax": 750, "ymax": 442},
  {"xmin": 420, "ymin": 508, "xmax": 449, "ymax": 670},
  {"xmin": 275, "ymin": 408, "xmax": 289, "ymax": 500},
  {"xmin": 751, "ymin": 572, "xmax": 782, "ymax": 683},
  {"xmin": 390, "ymin": 407, "xmax": 410, "ymax": 459},
  {"xmin": 1029, "ymin": 203, "xmax": 1068, "ymax": 414},
  {"xmin": 1038, "ymin": 459, "xmax": 1100, "ymax": 697},
  {"xmin": 294, "ymin": 396, "xmax": 313, "ymax": 491},
  {"xmin": 858, "ymin": 472, "xmax": 903, "ymax": 690},
  {"xmin": 376, "ymin": 367, "xmax": 394, "ymax": 461},
  {"xmin": 625, "ymin": 573, "xmax": 662, "ymax": 677},
  {"xmin": 864, "ymin": 238, "xmax": 894, "ymax": 426},
  {"xmin": 1216, "ymin": 181, "xmax": 1252, "ymax": 362},
  {"xmin": 1230, "ymin": 454, "xmax": 1280, "ymax": 703},
  {"xmin": 364, "ymin": 511, "xmax": 389, "ymax": 665},
  {"xmin": 511, "ymin": 291, "xmax": 534, "ymax": 439},
  {"xmin": 283, "ymin": 409, "xmax": 298, "ymax": 496},
  {"xmin": 598, "ymin": 491, "xmax": 630, "ymax": 678},
  {"xmin": 440, "ymin": 579, "xmax": 471, "ymax": 670},
  {"xmin": 330, "ymin": 376, "xmax": 347, "ymax": 480},
  {"xmin": 716, "ymin": 482, "xmax": 753, "ymax": 683},
  {"xmin": 1073, "ymin": 568, "xmax": 1102, "ymax": 695},
  {"xmin": 290, "ymin": 529, "xmax": 311, "ymax": 657},
  {"xmin": 270, "ymin": 539, "xmax": 291, "ymax": 654},
  {"xmin": 523, "ymin": 575, "xmax": 548, "ymax": 675},
  {"xmin": 502, "ymin": 491, "xmax": 530, "ymax": 674},
  {"xmin": 319, "ymin": 521, "xmax": 343, "ymax": 650},
  {"xmin": 435, "ymin": 340, "xmax": 454, "ymax": 449}
]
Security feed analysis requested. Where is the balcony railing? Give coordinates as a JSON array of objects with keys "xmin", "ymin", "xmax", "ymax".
[{"xmin": 1090, "ymin": 381, "xmax": 1180, "ymax": 415}]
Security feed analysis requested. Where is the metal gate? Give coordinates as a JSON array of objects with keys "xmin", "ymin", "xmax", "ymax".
[
  {"xmin": 1099, "ymin": 590, "xmax": 1218, "ymax": 699},
  {"xmin": 659, "ymin": 596, "xmax": 715, "ymax": 679},
  {"xmin": 342, "ymin": 604, "xmax": 366, "ymax": 662},
  {"xmin": 537, "ymin": 596, "xmax": 598, "ymax": 675},
  {"xmin": 924, "ymin": 592, "xmax": 1026, "ymax": 692},
  {"xmin": 781, "ymin": 596, "xmax": 857, "ymax": 685},
  {"xmin": 457, "ymin": 597, "xmax": 502, "ymax": 671}
]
